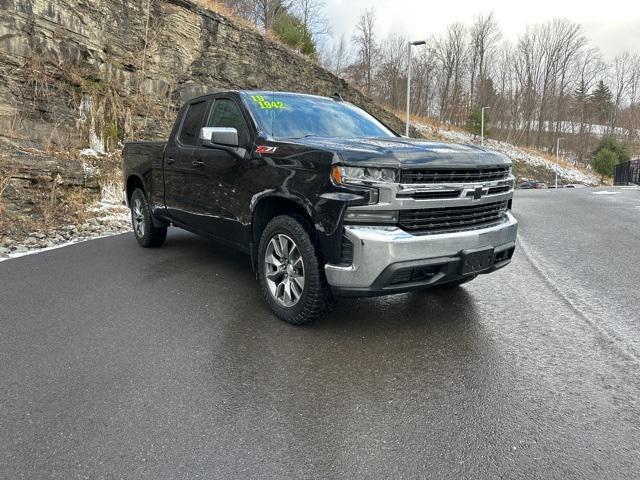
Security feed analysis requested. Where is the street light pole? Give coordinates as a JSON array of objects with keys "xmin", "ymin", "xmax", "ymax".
[
  {"xmin": 556, "ymin": 137, "xmax": 565, "ymax": 189},
  {"xmin": 405, "ymin": 40, "xmax": 426, "ymax": 137},
  {"xmin": 481, "ymin": 106, "xmax": 491, "ymax": 146}
]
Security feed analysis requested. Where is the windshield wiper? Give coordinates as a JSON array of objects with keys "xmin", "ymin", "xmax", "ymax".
[{"xmin": 282, "ymin": 134, "xmax": 328, "ymax": 140}]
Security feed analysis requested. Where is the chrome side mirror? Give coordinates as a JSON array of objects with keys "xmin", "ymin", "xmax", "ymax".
[{"xmin": 200, "ymin": 127, "xmax": 239, "ymax": 148}]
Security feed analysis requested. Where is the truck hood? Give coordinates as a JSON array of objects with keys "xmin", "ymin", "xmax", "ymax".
[{"xmin": 286, "ymin": 136, "xmax": 511, "ymax": 168}]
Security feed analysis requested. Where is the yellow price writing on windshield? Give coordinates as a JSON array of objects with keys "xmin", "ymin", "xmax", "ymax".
[{"xmin": 252, "ymin": 95, "xmax": 286, "ymax": 110}]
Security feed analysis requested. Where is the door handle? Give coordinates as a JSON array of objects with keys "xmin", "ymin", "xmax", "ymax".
[
  {"xmin": 166, "ymin": 158, "xmax": 175, "ymax": 165},
  {"xmin": 192, "ymin": 160, "xmax": 205, "ymax": 168}
]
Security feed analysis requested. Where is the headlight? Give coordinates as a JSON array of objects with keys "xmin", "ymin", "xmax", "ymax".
[{"xmin": 332, "ymin": 165, "xmax": 397, "ymax": 184}]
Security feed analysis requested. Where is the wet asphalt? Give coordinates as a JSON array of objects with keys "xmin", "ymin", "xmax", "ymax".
[{"xmin": 1, "ymin": 188, "xmax": 640, "ymax": 479}]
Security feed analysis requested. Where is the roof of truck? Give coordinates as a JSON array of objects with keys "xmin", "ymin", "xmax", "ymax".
[{"xmin": 189, "ymin": 90, "xmax": 341, "ymax": 103}]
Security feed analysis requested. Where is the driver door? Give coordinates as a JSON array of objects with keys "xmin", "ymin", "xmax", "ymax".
[{"xmin": 191, "ymin": 97, "xmax": 251, "ymax": 243}]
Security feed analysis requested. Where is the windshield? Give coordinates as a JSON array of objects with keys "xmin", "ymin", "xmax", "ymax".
[{"xmin": 240, "ymin": 92, "xmax": 396, "ymax": 139}]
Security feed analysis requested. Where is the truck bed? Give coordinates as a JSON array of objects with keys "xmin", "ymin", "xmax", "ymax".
[{"xmin": 123, "ymin": 141, "xmax": 167, "ymax": 208}]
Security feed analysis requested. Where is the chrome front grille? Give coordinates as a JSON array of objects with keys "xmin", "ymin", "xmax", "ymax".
[
  {"xmin": 401, "ymin": 167, "xmax": 511, "ymax": 184},
  {"xmin": 398, "ymin": 200, "xmax": 508, "ymax": 235}
]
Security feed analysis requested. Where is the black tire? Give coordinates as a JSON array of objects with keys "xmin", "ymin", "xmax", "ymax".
[
  {"xmin": 257, "ymin": 215, "xmax": 334, "ymax": 325},
  {"xmin": 436, "ymin": 274, "xmax": 477, "ymax": 288},
  {"xmin": 130, "ymin": 188, "xmax": 167, "ymax": 248}
]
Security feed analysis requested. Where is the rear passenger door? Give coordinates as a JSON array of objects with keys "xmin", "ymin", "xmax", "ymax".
[
  {"xmin": 192, "ymin": 96, "xmax": 252, "ymax": 243},
  {"xmin": 163, "ymin": 98, "xmax": 209, "ymax": 226}
]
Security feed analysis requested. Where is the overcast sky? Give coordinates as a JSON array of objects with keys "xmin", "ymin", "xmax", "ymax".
[{"xmin": 322, "ymin": 0, "xmax": 640, "ymax": 59}]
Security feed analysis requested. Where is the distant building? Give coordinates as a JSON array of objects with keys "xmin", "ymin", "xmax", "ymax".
[{"xmin": 614, "ymin": 159, "xmax": 640, "ymax": 185}]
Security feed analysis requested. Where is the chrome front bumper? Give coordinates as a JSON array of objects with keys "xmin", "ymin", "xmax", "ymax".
[{"xmin": 325, "ymin": 211, "xmax": 518, "ymax": 294}]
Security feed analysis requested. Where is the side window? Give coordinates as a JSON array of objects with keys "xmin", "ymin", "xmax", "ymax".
[
  {"xmin": 206, "ymin": 99, "xmax": 249, "ymax": 145},
  {"xmin": 178, "ymin": 101, "xmax": 207, "ymax": 146}
]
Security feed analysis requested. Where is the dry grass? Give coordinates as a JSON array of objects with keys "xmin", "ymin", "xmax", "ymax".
[
  {"xmin": 193, "ymin": 0, "xmax": 257, "ymax": 31},
  {"xmin": 0, "ymin": 168, "xmax": 14, "ymax": 195},
  {"xmin": 0, "ymin": 167, "xmax": 16, "ymax": 235},
  {"xmin": 390, "ymin": 110, "xmax": 461, "ymax": 139},
  {"xmin": 16, "ymin": 182, "xmax": 99, "ymax": 237},
  {"xmin": 42, "ymin": 178, "xmax": 59, "ymax": 225},
  {"xmin": 7, "ymin": 106, "xmax": 26, "ymax": 140},
  {"xmin": 56, "ymin": 187, "xmax": 98, "ymax": 225},
  {"xmin": 519, "ymin": 146, "xmax": 577, "ymax": 170}
]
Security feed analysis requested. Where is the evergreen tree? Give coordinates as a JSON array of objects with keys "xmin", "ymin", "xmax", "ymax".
[
  {"xmin": 272, "ymin": 10, "xmax": 316, "ymax": 55},
  {"xmin": 573, "ymin": 81, "xmax": 591, "ymax": 119},
  {"xmin": 589, "ymin": 80, "xmax": 614, "ymax": 125},
  {"xmin": 573, "ymin": 81, "xmax": 589, "ymax": 103},
  {"xmin": 593, "ymin": 136, "xmax": 630, "ymax": 164},
  {"xmin": 465, "ymin": 108, "xmax": 488, "ymax": 138},
  {"xmin": 591, "ymin": 148, "xmax": 618, "ymax": 182}
]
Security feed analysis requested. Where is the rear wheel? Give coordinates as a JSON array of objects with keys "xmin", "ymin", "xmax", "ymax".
[
  {"xmin": 130, "ymin": 188, "xmax": 167, "ymax": 248},
  {"xmin": 257, "ymin": 215, "xmax": 333, "ymax": 325}
]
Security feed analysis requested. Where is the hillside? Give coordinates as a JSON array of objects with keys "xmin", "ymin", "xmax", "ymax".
[{"xmin": 0, "ymin": 0, "xmax": 412, "ymax": 241}]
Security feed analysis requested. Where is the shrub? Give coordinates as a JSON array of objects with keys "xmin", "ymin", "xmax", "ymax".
[
  {"xmin": 593, "ymin": 136, "xmax": 630, "ymax": 164},
  {"xmin": 591, "ymin": 148, "xmax": 618, "ymax": 182}
]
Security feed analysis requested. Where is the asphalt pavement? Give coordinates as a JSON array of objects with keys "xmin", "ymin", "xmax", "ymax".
[{"xmin": 1, "ymin": 188, "xmax": 639, "ymax": 479}]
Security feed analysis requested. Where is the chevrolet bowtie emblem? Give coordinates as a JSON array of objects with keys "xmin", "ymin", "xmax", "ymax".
[{"xmin": 473, "ymin": 187, "xmax": 485, "ymax": 200}]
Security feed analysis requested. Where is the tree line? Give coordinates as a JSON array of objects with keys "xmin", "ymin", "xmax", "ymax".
[{"xmin": 332, "ymin": 9, "xmax": 640, "ymax": 166}]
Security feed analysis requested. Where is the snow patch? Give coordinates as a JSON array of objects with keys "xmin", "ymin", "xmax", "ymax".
[
  {"xmin": 78, "ymin": 95, "xmax": 106, "ymax": 155},
  {"xmin": 80, "ymin": 148, "xmax": 100, "ymax": 157}
]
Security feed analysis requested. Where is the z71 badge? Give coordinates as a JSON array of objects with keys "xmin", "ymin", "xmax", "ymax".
[{"xmin": 255, "ymin": 145, "xmax": 278, "ymax": 154}]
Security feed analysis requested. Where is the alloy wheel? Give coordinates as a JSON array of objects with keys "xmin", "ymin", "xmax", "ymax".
[
  {"xmin": 132, "ymin": 198, "xmax": 145, "ymax": 238},
  {"xmin": 264, "ymin": 233, "xmax": 305, "ymax": 307}
]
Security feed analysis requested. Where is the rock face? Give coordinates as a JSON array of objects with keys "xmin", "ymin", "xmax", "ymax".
[
  {"xmin": 0, "ymin": 0, "xmax": 409, "ymax": 152},
  {"xmin": 0, "ymin": 0, "xmax": 412, "ymax": 235}
]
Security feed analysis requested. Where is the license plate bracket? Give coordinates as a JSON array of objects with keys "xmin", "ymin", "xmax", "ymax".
[{"xmin": 459, "ymin": 247, "xmax": 495, "ymax": 275}]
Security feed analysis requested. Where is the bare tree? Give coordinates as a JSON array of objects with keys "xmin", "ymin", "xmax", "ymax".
[
  {"xmin": 226, "ymin": 0, "xmax": 291, "ymax": 29},
  {"xmin": 468, "ymin": 12, "xmax": 501, "ymax": 108},
  {"xmin": 330, "ymin": 34, "xmax": 349, "ymax": 77},
  {"xmin": 571, "ymin": 47, "xmax": 606, "ymax": 161},
  {"xmin": 375, "ymin": 33, "xmax": 407, "ymax": 109},
  {"xmin": 220, "ymin": 0, "xmax": 260, "ymax": 25},
  {"xmin": 411, "ymin": 44, "xmax": 438, "ymax": 117},
  {"xmin": 609, "ymin": 51, "xmax": 635, "ymax": 133},
  {"xmin": 435, "ymin": 22, "xmax": 467, "ymax": 123},
  {"xmin": 352, "ymin": 8, "xmax": 378, "ymax": 94},
  {"xmin": 291, "ymin": 0, "xmax": 329, "ymax": 39}
]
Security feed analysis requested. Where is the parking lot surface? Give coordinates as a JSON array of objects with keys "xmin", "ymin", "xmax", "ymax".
[{"xmin": 1, "ymin": 188, "xmax": 639, "ymax": 479}]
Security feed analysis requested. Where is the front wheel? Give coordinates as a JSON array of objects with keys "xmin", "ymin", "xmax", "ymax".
[
  {"xmin": 257, "ymin": 215, "xmax": 333, "ymax": 325},
  {"xmin": 130, "ymin": 188, "xmax": 167, "ymax": 248}
]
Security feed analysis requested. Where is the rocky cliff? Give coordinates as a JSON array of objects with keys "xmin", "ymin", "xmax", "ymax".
[
  {"xmin": 0, "ymin": 0, "xmax": 410, "ymax": 147},
  {"xmin": 0, "ymin": 0, "xmax": 410, "ymax": 238}
]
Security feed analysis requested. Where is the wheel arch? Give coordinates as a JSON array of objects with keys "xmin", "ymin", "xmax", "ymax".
[
  {"xmin": 250, "ymin": 195, "xmax": 316, "ymax": 270},
  {"xmin": 125, "ymin": 174, "xmax": 146, "ymax": 205},
  {"xmin": 252, "ymin": 195, "xmax": 314, "ymax": 242}
]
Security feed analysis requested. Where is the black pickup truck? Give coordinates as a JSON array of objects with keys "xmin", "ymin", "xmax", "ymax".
[{"xmin": 123, "ymin": 91, "xmax": 518, "ymax": 324}]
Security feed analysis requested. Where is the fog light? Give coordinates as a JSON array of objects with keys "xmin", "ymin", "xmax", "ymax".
[{"xmin": 344, "ymin": 209, "xmax": 398, "ymax": 224}]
